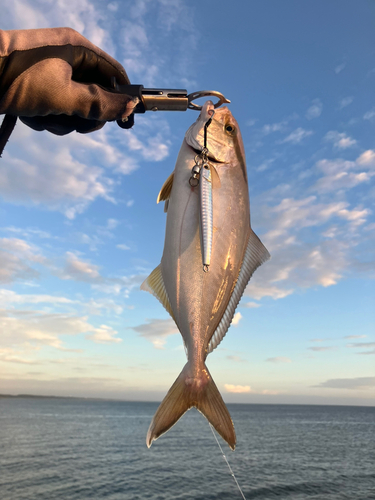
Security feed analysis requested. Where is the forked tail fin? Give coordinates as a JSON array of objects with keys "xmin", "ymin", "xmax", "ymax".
[{"xmin": 146, "ymin": 363, "xmax": 236, "ymax": 450}]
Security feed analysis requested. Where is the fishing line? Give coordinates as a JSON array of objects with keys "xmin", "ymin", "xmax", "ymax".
[{"xmin": 209, "ymin": 423, "xmax": 247, "ymax": 500}]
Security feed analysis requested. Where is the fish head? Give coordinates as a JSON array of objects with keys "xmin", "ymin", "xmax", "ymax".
[{"xmin": 185, "ymin": 101, "xmax": 246, "ymax": 167}]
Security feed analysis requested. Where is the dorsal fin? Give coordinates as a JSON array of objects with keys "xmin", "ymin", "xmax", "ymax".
[
  {"xmin": 157, "ymin": 172, "xmax": 174, "ymax": 204},
  {"xmin": 207, "ymin": 229, "xmax": 270, "ymax": 354},
  {"xmin": 140, "ymin": 264, "xmax": 175, "ymax": 321}
]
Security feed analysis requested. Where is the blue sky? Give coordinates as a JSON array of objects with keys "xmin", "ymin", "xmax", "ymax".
[{"xmin": 1, "ymin": 0, "xmax": 374, "ymax": 406}]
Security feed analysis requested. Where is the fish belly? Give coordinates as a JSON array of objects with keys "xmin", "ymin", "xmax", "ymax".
[{"xmin": 161, "ymin": 141, "xmax": 250, "ymax": 367}]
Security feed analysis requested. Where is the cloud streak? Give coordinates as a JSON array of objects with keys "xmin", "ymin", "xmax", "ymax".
[
  {"xmin": 266, "ymin": 357, "xmax": 291, "ymax": 363},
  {"xmin": 306, "ymin": 99, "xmax": 322, "ymax": 120},
  {"xmin": 314, "ymin": 377, "xmax": 375, "ymax": 390},
  {"xmin": 224, "ymin": 384, "xmax": 251, "ymax": 394},
  {"xmin": 324, "ymin": 131, "xmax": 357, "ymax": 149},
  {"xmin": 281, "ymin": 128, "xmax": 313, "ymax": 144},
  {"xmin": 132, "ymin": 318, "xmax": 179, "ymax": 349}
]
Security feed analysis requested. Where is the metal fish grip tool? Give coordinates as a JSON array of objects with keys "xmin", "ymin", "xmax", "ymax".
[{"xmin": 111, "ymin": 79, "xmax": 230, "ymax": 127}]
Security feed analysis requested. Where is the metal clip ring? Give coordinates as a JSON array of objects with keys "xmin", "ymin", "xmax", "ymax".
[
  {"xmin": 189, "ymin": 177, "xmax": 199, "ymax": 187},
  {"xmin": 187, "ymin": 91, "xmax": 231, "ymax": 111},
  {"xmin": 194, "ymin": 154, "xmax": 204, "ymax": 166}
]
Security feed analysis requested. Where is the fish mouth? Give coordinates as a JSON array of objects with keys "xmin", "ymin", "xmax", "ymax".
[{"xmin": 187, "ymin": 144, "xmax": 224, "ymax": 164}]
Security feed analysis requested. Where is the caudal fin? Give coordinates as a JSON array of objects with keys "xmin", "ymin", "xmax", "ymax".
[{"xmin": 146, "ymin": 363, "xmax": 236, "ymax": 450}]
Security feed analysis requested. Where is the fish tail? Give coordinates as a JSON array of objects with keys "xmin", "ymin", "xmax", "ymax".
[{"xmin": 146, "ymin": 363, "xmax": 236, "ymax": 450}]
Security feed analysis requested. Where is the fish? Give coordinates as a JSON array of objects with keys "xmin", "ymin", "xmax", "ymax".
[{"xmin": 141, "ymin": 101, "xmax": 270, "ymax": 450}]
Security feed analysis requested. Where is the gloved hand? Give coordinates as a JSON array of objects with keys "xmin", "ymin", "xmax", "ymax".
[{"xmin": 0, "ymin": 27, "xmax": 136, "ymax": 136}]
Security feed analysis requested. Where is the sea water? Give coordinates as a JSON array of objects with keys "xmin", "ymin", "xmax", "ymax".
[{"xmin": 0, "ymin": 398, "xmax": 374, "ymax": 500}]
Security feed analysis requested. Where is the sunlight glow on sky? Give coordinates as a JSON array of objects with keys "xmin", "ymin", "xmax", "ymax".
[{"xmin": 1, "ymin": 0, "xmax": 374, "ymax": 406}]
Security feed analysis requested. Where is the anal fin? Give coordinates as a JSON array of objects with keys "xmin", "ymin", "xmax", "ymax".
[{"xmin": 207, "ymin": 229, "xmax": 270, "ymax": 354}]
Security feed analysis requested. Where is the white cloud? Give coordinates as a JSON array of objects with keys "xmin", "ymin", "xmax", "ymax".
[
  {"xmin": 132, "ymin": 318, "xmax": 179, "ymax": 349},
  {"xmin": 246, "ymin": 178, "xmax": 374, "ymax": 302},
  {"xmin": 0, "ymin": 289, "xmax": 75, "ymax": 306},
  {"xmin": 86, "ymin": 325, "xmax": 122, "ymax": 344},
  {"xmin": 314, "ymin": 377, "xmax": 375, "ymax": 389},
  {"xmin": 262, "ymin": 121, "xmax": 287, "ymax": 135},
  {"xmin": 0, "ymin": 237, "xmax": 46, "ymax": 284},
  {"xmin": 242, "ymin": 302, "xmax": 261, "ymax": 308},
  {"xmin": 0, "ymin": 308, "xmax": 111, "ymax": 351},
  {"xmin": 2, "ymin": 226, "xmax": 54, "ymax": 240},
  {"xmin": 261, "ymin": 114, "xmax": 299, "ymax": 136},
  {"xmin": 314, "ymin": 157, "xmax": 375, "ymax": 193},
  {"xmin": 334, "ymin": 62, "xmax": 346, "ymax": 74},
  {"xmin": 324, "ymin": 131, "xmax": 357, "ymax": 149},
  {"xmin": 346, "ymin": 342, "xmax": 375, "ymax": 349},
  {"xmin": 256, "ymin": 159, "xmax": 276, "ymax": 172},
  {"xmin": 106, "ymin": 219, "xmax": 119, "ymax": 230},
  {"xmin": 5, "ymin": 0, "xmax": 116, "ymax": 56},
  {"xmin": 363, "ymin": 109, "xmax": 375, "ymax": 121},
  {"xmin": 124, "ymin": 127, "xmax": 170, "ymax": 162},
  {"xmin": 57, "ymin": 252, "xmax": 145, "ymax": 296},
  {"xmin": 0, "ymin": 129, "xmax": 114, "ymax": 218},
  {"xmin": 281, "ymin": 128, "xmax": 313, "ymax": 144},
  {"xmin": 117, "ymin": 244, "xmax": 131, "ymax": 250},
  {"xmin": 224, "ymin": 384, "xmax": 251, "ymax": 394},
  {"xmin": 308, "ymin": 346, "xmax": 336, "ymax": 352},
  {"xmin": 119, "ymin": 0, "xmax": 197, "ymax": 88},
  {"xmin": 226, "ymin": 355, "xmax": 246, "ymax": 363},
  {"xmin": 357, "ymin": 349, "xmax": 375, "ymax": 356},
  {"xmin": 266, "ymin": 357, "xmax": 291, "ymax": 363},
  {"xmin": 9, "ymin": 0, "xmax": 48, "ymax": 29},
  {"xmin": 107, "ymin": 2, "xmax": 118, "ymax": 12},
  {"xmin": 357, "ymin": 150, "xmax": 375, "ymax": 167},
  {"xmin": 63, "ymin": 252, "xmax": 101, "ymax": 281},
  {"xmin": 84, "ymin": 298, "xmax": 126, "ymax": 316},
  {"xmin": 0, "ymin": 352, "xmax": 41, "ymax": 365},
  {"xmin": 338, "ymin": 96, "xmax": 353, "ymax": 109},
  {"xmin": 306, "ymin": 99, "xmax": 322, "ymax": 120},
  {"xmin": 231, "ymin": 312, "xmax": 242, "ymax": 326},
  {"xmin": 245, "ymin": 282, "xmax": 294, "ymax": 300}
]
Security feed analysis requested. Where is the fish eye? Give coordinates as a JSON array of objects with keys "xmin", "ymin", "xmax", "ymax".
[{"xmin": 225, "ymin": 124, "xmax": 235, "ymax": 135}]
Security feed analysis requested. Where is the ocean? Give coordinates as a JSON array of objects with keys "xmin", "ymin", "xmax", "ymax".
[{"xmin": 0, "ymin": 398, "xmax": 374, "ymax": 500}]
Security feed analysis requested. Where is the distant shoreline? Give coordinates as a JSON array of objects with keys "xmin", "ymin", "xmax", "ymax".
[
  {"xmin": 0, "ymin": 394, "xmax": 123, "ymax": 402},
  {"xmin": 0, "ymin": 394, "xmax": 374, "ymax": 408}
]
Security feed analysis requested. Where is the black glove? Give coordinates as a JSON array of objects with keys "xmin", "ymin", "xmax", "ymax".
[{"xmin": 0, "ymin": 27, "xmax": 136, "ymax": 136}]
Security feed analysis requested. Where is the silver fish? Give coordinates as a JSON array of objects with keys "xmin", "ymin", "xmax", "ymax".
[{"xmin": 142, "ymin": 101, "xmax": 270, "ymax": 450}]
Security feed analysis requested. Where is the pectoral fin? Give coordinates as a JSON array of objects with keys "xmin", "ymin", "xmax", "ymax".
[
  {"xmin": 157, "ymin": 172, "xmax": 174, "ymax": 204},
  {"xmin": 140, "ymin": 264, "xmax": 175, "ymax": 321},
  {"xmin": 211, "ymin": 165, "xmax": 221, "ymax": 189},
  {"xmin": 207, "ymin": 229, "xmax": 270, "ymax": 354}
]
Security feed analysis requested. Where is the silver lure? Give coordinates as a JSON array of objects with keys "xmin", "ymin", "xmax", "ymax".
[{"xmin": 199, "ymin": 163, "xmax": 213, "ymax": 272}]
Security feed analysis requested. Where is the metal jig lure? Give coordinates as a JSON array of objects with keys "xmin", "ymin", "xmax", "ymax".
[{"xmin": 188, "ymin": 111, "xmax": 215, "ymax": 272}]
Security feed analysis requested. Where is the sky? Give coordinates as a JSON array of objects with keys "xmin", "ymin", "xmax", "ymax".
[{"xmin": 0, "ymin": 0, "xmax": 374, "ymax": 406}]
